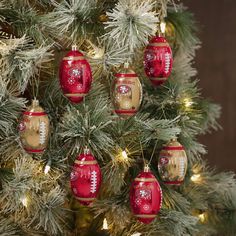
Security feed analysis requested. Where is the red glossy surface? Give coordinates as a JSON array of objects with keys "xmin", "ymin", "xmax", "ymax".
[
  {"xmin": 144, "ymin": 36, "xmax": 173, "ymax": 86},
  {"xmin": 59, "ymin": 49, "xmax": 92, "ymax": 103},
  {"xmin": 130, "ymin": 171, "xmax": 162, "ymax": 224},
  {"xmin": 70, "ymin": 153, "xmax": 102, "ymax": 206}
]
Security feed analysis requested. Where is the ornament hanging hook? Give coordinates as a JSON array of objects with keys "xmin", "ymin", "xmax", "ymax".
[
  {"xmin": 144, "ymin": 164, "xmax": 150, "ymax": 172},
  {"xmin": 84, "ymin": 145, "xmax": 90, "ymax": 154},
  {"xmin": 72, "ymin": 44, "xmax": 77, "ymax": 51},
  {"xmin": 124, "ymin": 61, "xmax": 129, "ymax": 69}
]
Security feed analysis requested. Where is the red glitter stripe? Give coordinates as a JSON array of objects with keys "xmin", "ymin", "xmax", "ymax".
[
  {"xmin": 115, "ymin": 110, "xmax": 137, "ymax": 114},
  {"xmin": 164, "ymin": 180, "xmax": 183, "ymax": 185},
  {"xmin": 24, "ymin": 148, "xmax": 45, "ymax": 153},
  {"xmin": 23, "ymin": 111, "xmax": 46, "ymax": 116},
  {"xmin": 163, "ymin": 146, "xmax": 184, "ymax": 151},
  {"xmin": 115, "ymin": 73, "xmax": 137, "ymax": 78}
]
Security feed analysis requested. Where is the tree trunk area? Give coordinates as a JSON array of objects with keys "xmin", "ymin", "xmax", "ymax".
[{"xmin": 185, "ymin": 0, "xmax": 236, "ymax": 172}]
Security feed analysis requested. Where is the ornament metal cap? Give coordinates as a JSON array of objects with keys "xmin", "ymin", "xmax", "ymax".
[
  {"xmin": 170, "ymin": 138, "xmax": 177, "ymax": 142},
  {"xmin": 32, "ymin": 99, "xmax": 39, "ymax": 107},
  {"xmin": 124, "ymin": 62, "xmax": 129, "ymax": 69},
  {"xmin": 144, "ymin": 164, "xmax": 150, "ymax": 172},
  {"xmin": 83, "ymin": 146, "xmax": 90, "ymax": 155},
  {"xmin": 72, "ymin": 45, "xmax": 78, "ymax": 51}
]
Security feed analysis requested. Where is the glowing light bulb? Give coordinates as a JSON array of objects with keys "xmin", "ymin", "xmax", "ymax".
[
  {"xmin": 102, "ymin": 218, "xmax": 108, "ymax": 230},
  {"xmin": 183, "ymin": 98, "xmax": 194, "ymax": 108},
  {"xmin": 87, "ymin": 40, "xmax": 104, "ymax": 59},
  {"xmin": 191, "ymin": 174, "xmax": 201, "ymax": 183},
  {"xmin": 160, "ymin": 21, "xmax": 166, "ymax": 34},
  {"xmin": 198, "ymin": 212, "xmax": 206, "ymax": 222},
  {"xmin": 93, "ymin": 47, "xmax": 104, "ymax": 59},
  {"xmin": 44, "ymin": 164, "xmax": 51, "ymax": 174},
  {"xmin": 20, "ymin": 195, "xmax": 28, "ymax": 207},
  {"xmin": 121, "ymin": 150, "xmax": 128, "ymax": 160}
]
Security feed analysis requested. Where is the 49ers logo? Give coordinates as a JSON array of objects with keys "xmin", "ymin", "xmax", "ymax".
[
  {"xmin": 18, "ymin": 118, "xmax": 29, "ymax": 132},
  {"xmin": 159, "ymin": 157, "xmax": 169, "ymax": 165},
  {"xmin": 117, "ymin": 85, "xmax": 131, "ymax": 94}
]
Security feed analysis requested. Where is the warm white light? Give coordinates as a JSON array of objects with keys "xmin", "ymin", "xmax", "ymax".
[
  {"xmin": 93, "ymin": 47, "xmax": 104, "ymax": 59},
  {"xmin": 160, "ymin": 21, "xmax": 166, "ymax": 34},
  {"xmin": 44, "ymin": 164, "xmax": 51, "ymax": 174},
  {"xmin": 121, "ymin": 150, "xmax": 128, "ymax": 160},
  {"xmin": 102, "ymin": 218, "xmax": 108, "ymax": 230},
  {"xmin": 131, "ymin": 233, "xmax": 141, "ymax": 236},
  {"xmin": 183, "ymin": 98, "xmax": 194, "ymax": 108},
  {"xmin": 191, "ymin": 174, "xmax": 201, "ymax": 183},
  {"xmin": 89, "ymin": 41, "xmax": 104, "ymax": 59},
  {"xmin": 20, "ymin": 195, "xmax": 28, "ymax": 207},
  {"xmin": 198, "ymin": 213, "xmax": 206, "ymax": 222}
]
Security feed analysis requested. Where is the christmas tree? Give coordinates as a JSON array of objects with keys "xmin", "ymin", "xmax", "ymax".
[{"xmin": 0, "ymin": 0, "xmax": 236, "ymax": 235}]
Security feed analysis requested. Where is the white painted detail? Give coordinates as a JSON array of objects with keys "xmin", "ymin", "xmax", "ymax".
[
  {"xmin": 68, "ymin": 77, "xmax": 75, "ymax": 85},
  {"xmin": 149, "ymin": 67, "xmax": 154, "ymax": 74},
  {"xmin": 73, "ymin": 187, "xmax": 77, "ymax": 194},
  {"xmin": 71, "ymin": 68, "xmax": 81, "ymax": 77},
  {"xmin": 143, "ymin": 204, "xmax": 151, "ymax": 212},
  {"xmin": 135, "ymin": 198, "xmax": 142, "ymax": 206},
  {"xmin": 164, "ymin": 52, "xmax": 171, "ymax": 74},
  {"xmin": 179, "ymin": 156, "xmax": 186, "ymax": 177},
  {"xmin": 139, "ymin": 189, "xmax": 151, "ymax": 200},
  {"xmin": 146, "ymin": 53, "xmax": 154, "ymax": 61},
  {"xmin": 90, "ymin": 170, "xmax": 97, "ymax": 193},
  {"xmin": 39, "ymin": 121, "xmax": 46, "ymax": 144}
]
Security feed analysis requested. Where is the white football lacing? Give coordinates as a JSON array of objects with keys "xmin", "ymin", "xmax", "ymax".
[
  {"xmin": 90, "ymin": 170, "xmax": 97, "ymax": 193},
  {"xmin": 179, "ymin": 156, "xmax": 186, "ymax": 177},
  {"xmin": 39, "ymin": 121, "xmax": 47, "ymax": 144},
  {"xmin": 164, "ymin": 52, "xmax": 171, "ymax": 74}
]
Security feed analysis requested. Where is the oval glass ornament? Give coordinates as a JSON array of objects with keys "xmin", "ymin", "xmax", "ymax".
[
  {"xmin": 59, "ymin": 45, "xmax": 92, "ymax": 103},
  {"xmin": 111, "ymin": 68, "xmax": 142, "ymax": 118},
  {"xmin": 19, "ymin": 99, "xmax": 50, "ymax": 154},
  {"xmin": 70, "ymin": 148, "xmax": 102, "ymax": 206},
  {"xmin": 144, "ymin": 36, "xmax": 173, "ymax": 86},
  {"xmin": 130, "ymin": 166, "xmax": 162, "ymax": 224},
  {"xmin": 158, "ymin": 139, "xmax": 188, "ymax": 185}
]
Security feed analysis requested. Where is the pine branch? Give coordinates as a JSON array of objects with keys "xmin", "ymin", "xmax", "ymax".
[
  {"xmin": 29, "ymin": 186, "xmax": 67, "ymax": 235},
  {"xmin": 104, "ymin": 0, "xmax": 158, "ymax": 53},
  {"xmin": 59, "ymin": 96, "xmax": 114, "ymax": 161},
  {"xmin": 0, "ymin": 215, "xmax": 22, "ymax": 236},
  {"xmin": 46, "ymin": 0, "xmax": 104, "ymax": 44},
  {"xmin": 0, "ymin": 36, "xmax": 53, "ymax": 93},
  {"xmin": 0, "ymin": 79, "xmax": 26, "ymax": 139}
]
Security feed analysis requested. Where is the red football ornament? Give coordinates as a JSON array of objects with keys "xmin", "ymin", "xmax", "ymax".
[
  {"xmin": 130, "ymin": 166, "xmax": 162, "ymax": 224},
  {"xmin": 111, "ymin": 66, "xmax": 142, "ymax": 118},
  {"xmin": 144, "ymin": 36, "xmax": 173, "ymax": 86},
  {"xmin": 70, "ymin": 148, "xmax": 102, "ymax": 206},
  {"xmin": 59, "ymin": 45, "xmax": 92, "ymax": 103}
]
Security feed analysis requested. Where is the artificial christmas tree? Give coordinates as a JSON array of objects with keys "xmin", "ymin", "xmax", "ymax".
[{"xmin": 0, "ymin": 0, "xmax": 236, "ymax": 236}]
